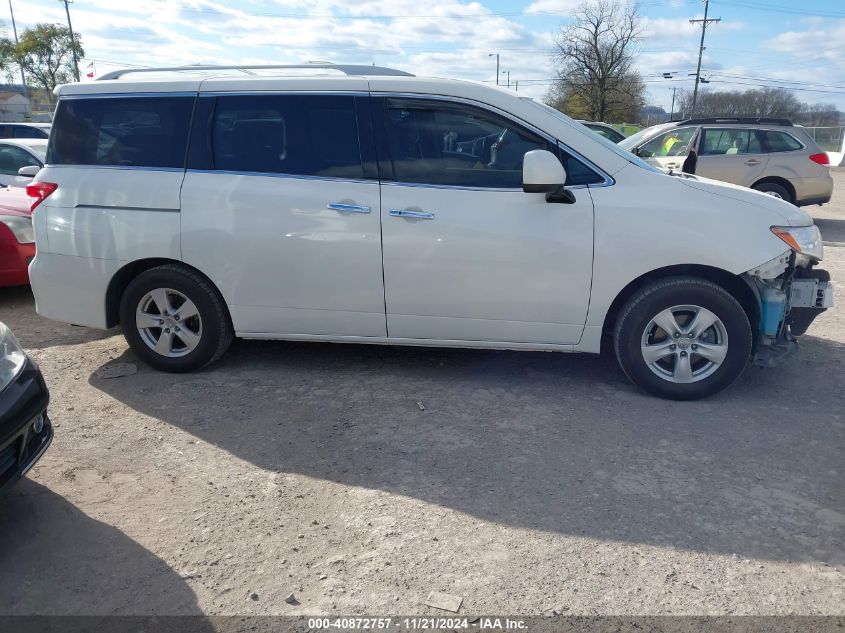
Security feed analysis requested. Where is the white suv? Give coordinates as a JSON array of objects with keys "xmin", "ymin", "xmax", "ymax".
[{"xmin": 26, "ymin": 64, "xmax": 833, "ymax": 399}]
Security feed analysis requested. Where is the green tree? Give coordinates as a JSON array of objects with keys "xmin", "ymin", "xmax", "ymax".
[{"xmin": 0, "ymin": 23, "xmax": 83, "ymax": 92}]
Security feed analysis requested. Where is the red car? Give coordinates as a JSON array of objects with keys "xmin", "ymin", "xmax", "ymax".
[{"xmin": 0, "ymin": 186, "xmax": 34, "ymax": 286}]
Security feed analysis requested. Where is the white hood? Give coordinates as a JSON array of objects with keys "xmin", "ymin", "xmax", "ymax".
[{"xmin": 677, "ymin": 175, "xmax": 813, "ymax": 227}]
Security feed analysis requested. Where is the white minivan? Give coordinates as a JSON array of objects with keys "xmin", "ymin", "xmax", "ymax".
[{"xmin": 27, "ymin": 64, "xmax": 833, "ymax": 399}]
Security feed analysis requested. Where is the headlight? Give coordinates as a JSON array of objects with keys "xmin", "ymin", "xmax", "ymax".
[
  {"xmin": 0, "ymin": 215, "xmax": 34, "ymax": 244},
  {"xmin": 0, "ymin": 321, "xmax": 25, "ymax": 392},
  {"xmin": 771, "ymin": 225, "xmax": 823, "ymax": 261}
]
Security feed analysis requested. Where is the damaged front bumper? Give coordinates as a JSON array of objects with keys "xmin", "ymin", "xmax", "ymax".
[{"xmin": 744, "ymin": 251, "xmax": 834, "ymax": 365}]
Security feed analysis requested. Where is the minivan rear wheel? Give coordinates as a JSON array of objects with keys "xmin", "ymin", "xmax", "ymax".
[
  {"xmin": 119, "ymin": 265, "xmax": 233, "ymax": 372},
  {"xmin": 613, "ymin": 277, "xmax": 753, "ymax": 400}
]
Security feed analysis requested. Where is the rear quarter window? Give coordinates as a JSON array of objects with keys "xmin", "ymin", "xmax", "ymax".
[
  {"xmin": 759, "ymin": 130, "xmax": 803, "ymax": 153},
  {"xmin": 48, "ymin": 96, "xmax": 195, "ymax": 168}
]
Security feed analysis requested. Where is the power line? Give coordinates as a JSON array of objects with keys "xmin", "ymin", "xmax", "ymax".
[
  {"xmin": 706, "ymin": 78, "xmax": 845, "ymax": 95},
  {"xmin": 176, "ymin": 4, "xmax": 672, "ymax": 21},
  {"xmin": 715, "ymin": 0, "xmax": 845, "ymax": 19}
]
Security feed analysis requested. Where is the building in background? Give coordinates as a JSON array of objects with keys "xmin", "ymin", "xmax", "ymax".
[{"xmin": 0, "ymin": 91, "xmax": 32, "ymax": 119}]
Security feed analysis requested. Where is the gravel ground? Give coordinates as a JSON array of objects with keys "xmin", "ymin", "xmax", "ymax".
[{"xmin": 0, "ymin": 171, "xmax": 843, "ymax": 617}]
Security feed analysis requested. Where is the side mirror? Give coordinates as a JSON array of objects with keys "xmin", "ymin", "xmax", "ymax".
[
  {"xmin": 18, "ymin": 165, "xmax": 40, "ymax": 177},
  {"xmin": 523, "ymin": 150, "xmax": 566, "ymax": 194}
]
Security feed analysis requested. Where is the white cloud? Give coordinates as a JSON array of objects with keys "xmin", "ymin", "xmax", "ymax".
[
  {"xmin": 642, "ymin": 16, "xmax": 745, "ymax": 40},
  {"xmin": 524, "ymin": 0, "xmax": 581, "ymax": 14},
  {"xmin": 767, "ymin": 20, "xmax": 845, "ymax": 63}
]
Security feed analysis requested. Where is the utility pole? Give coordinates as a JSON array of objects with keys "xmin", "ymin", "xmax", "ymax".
[
  {"xmin": 8, "ymin": 1, "xmax": 26, "ymax": 87},
  {"xmin": 515, "ymin": 80, "xmax": 518, "ymax": 92},
  {"xmin": 502, "ymin": 70, "xmax": 510, "ymax": 89},
  {"xmin": 690, "ymin": 0, "xmax": 720, "ymax": 115},
  {"xmin": 670, "ymin": 86, "xmax": 676, "ymax": 121},
  {"xmin": 488, "ymin": 53, "xmax": 499, "ymax": 86},
  {"xmin": 60, "ymin": 0, "xmax": 81, "ymax": 81}
]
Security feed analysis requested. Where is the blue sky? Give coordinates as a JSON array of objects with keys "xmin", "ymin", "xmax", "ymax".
[{"xmin": 9, "ymin": 0, "xmax": 845, "ymax": 112}]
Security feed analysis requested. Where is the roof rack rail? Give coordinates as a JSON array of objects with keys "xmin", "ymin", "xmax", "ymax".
[
  {"xmin": 96, "ymin": 63, "xmax": 414, "ymax": 81},
  {"xmin": 678, "ymin": 117, "xmax": 793, "ymax": 127}
]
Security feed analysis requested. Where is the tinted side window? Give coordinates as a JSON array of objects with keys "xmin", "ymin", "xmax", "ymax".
[
  {"xmin": 210, "ymin": 95, "xmax": 364, "ymax": 179},
  {"xmin": 381, "ymin": 99, "xmax": 601, "ymax": 188},
  {"xmin": 559, "ymin": 146, "xmax": 604, "ymax": 186},
  {"xmin": 49, "ymin": 96, "xmax": 194, "ymax": 168},
  {"xmin": 760, "ymin": 130, "xmax": 803, "ymax": 153},
  {"xmin": 13, "ymin": 127, "xmax": 48, "ymax": 139},
  {"xmin": 0, "ymin": 146, "xmax": 40, "ymax": 175}
]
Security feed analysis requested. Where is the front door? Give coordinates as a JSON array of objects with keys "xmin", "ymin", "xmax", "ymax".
[
  {"xmin": 181, "ymin": 91, "xmax": 387, "ymax": 337},
  {"xmin": 374, "ymin": 97, "xmax": 596, "ymax": 345},
  {"xmin": 694, "ymin": 127, "xmax": 769, "ymax": 186}
]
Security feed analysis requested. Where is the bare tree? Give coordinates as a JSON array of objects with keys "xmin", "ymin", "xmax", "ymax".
[
  {"xmin": 801, "ymin": 103, "xmax": 839, "ymax": 126},
  {"xmin": 545, "ymin": 0, "xmax": 645, "ymax": 123},
  {"xmin": 675, "ymin": 87, "xmax": 839, "ymax": 124}
]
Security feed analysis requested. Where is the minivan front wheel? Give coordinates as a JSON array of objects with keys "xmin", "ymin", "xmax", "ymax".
[
  {"xmin": 752, "ymin": 181, "xmax": 792, "ymax": 204},
  {"xmin": 119, "ymin": 265, "xmax": 233, "ymax": 372},
  {"xmin": 613, "ymin": 277, "xmax": 752, "ymax": 400}
]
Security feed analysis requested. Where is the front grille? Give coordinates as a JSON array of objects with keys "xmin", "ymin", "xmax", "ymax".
[{"xmin": 0, "ymin": 440, "xmax": 20, "ymax": 486}]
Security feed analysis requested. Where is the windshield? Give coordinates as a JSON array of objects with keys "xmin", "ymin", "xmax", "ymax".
[
  {"xmin": 523, "ymin": 100, "xmax": 661, "ymax": 174},
  {"xmin": 618, "ymin": 123, "xmax": 674, "ymax": 151}
]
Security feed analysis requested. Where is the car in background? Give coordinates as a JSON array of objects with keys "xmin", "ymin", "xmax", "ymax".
[
  {"xmin": 0, "ymin": 123, "xmax": 50, "ymax": 139},
  {"xmin": 0, "ymin": 139, "xmax": 46, "ymax": 188},
  {"xmin": 0, "ymin": 319, "xmax": 52, "ymax": 493},
  {"xmin": 577, "ymin": 120, "xmax": 626, "ymax": 143},
  {"xmin": 0, "ymin": 186, "xmax": 35, "ymax": 286},
  {"xmin": 619, "ymin": 117, "xmax": 833, "ymax": 206}
]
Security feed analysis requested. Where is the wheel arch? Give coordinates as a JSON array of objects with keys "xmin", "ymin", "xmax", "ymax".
[
  {"xmin": 601, "ymin": 264, "xmax": 760, "ymax": 350},
  {"xmin": 105, "ymin": 258, "xmax": 230, "ymax": 328},
  {"xmin": 751, "ymin": 176, "xmax": 796, "ymax": 204}
]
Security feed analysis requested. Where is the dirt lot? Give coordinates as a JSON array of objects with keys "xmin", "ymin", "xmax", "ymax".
[{"xmin": 1, "ymin": 172, "xmax": 844, "ymax": 617}]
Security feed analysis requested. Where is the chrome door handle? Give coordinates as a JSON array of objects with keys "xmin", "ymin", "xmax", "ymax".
[
  {"xmin": 744, "ymin": 159, "xmax": 761, "ymax": 166},
  {"xmin": 389, "ymin": 209, "xmax": 435, "ymax": 220},
  {"xmin": 327, "ymin": 202, "xmax": 371, "ymax": 214}
]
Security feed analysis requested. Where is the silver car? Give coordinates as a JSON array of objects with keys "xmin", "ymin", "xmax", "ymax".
[
  {"xmin": 0, "ymin": 139, "xmax": 46, "ymax": 188},
  {"xmin": 619, "ymin": 118, "xmax": 834, "ymax": 206}
]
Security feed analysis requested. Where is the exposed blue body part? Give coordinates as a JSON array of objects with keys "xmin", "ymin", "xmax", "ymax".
[{"xmin": 760, "ymin": 287, "xmax": 787, "ymax": 336}]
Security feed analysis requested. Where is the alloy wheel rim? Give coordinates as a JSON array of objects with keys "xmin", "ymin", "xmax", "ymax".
[
  {"xmin": 764, "ymin": 190, "xmax": 784, "ymax": 199},
  {"xmin": 640, "ymin": 304, "xmax": 729, "ymax": 384},
  {"xmin": 136, "ymin": 288, "xmax": 202, "ymax": 358}
]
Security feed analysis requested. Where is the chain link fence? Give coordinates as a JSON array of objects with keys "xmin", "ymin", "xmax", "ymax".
[{"xmin": 804, "ymin": 126, "xmax": 845, "ymax": 166}]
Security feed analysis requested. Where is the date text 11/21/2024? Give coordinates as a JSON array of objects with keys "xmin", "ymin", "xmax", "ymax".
[{"xmin": 307, "ymin": 617, "xmax": 528, "ymax": 630}]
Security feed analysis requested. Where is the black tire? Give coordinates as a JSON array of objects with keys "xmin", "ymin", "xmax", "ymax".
[
  {"xmin": 752, "ymin": 181, "xmax": 793, "ymax": 204},
  {"xmin": 613, "ymin": 277, "xmax": 753, "ymax": 400},
  {"xmin": 119, "ymin": 265, "xmax": 233, "ymax": 372}
]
